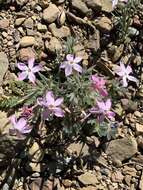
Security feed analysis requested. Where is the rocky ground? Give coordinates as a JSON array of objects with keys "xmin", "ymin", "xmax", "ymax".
[{"xmin": 0, "ymin": 0, "xmax": 143, "ymax": 189}]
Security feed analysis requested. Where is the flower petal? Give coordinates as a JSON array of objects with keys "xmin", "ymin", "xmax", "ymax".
[
  {"xmin": 18, "ymin": 72, "xmax": 28, "ymax": 81},
  {"xmin": 73, "ymin": 56, "xmax": 82, "ymax": 63},
  {"xmin": 28, "ymin": 72, "xmax": 36, "ymax": 84},
  {"xmin": 66, "ymin": 54, "xmax": 74, "ymax": 62},
  {"xmin": 17, "ymin": 62, "xmax": 28, "ymax": 71},
  {"xmin": 15, "ymin": 118, "xmax": 27, "ymax": 131},
  {"xmin": 54, "ymin": 107, "xmax": 64, "ymax": 117},
  {"xmin": 10, "ymin": 115, "xmax": 17, "ymax": 125},
  {"xmin": 126, "ymin": 65, "xmax": 132, "ymax": 74},
  {"xmin": 65, "ymin": 64, "xmax": 73, "ymax": 76},
  {"xmin": 55, "ymin": 98, "xmax": 63, "ymax": 106},
  {"xmin": 107, "ymin": 111, "xmax": 115, "ymax": 119},
  {"xmin": 96, "ymin": 101, "xmax": 106, "ymax": 111},
  {"xmin": 105, "ymin": 99, "xmax": 112, "ymax": 110},
  {"xmin": 32, "ymin": 65, "xmax": 41, "ymax": 73},
  {"xmin": 99, "ymin": 88, "xmax": 108, "ymax": 97},
  {"xmin": 127, "ymin": 75, "xmax": 138, "ymax": 84},
  {"xmin": 28, "ymin": 58, "xmax": 35, "ymax": 69},
  {"xmin": 73, "ymin": 63, "xmax": 82, "ymax": 73},
  {"xmin": 122, "ymin": 76, "xmax": 128, "ymax": 87},
  {"xmin": 46, "ymin": 91, "xmax": 55, "ymax": 106},
  {"xmin": 60, "ymin": 62, "xmax": 67, "ymax": 69}
]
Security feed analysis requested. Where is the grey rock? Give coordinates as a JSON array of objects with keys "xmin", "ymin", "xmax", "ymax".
[
  {"xmin": 106, "ymin": 137, "xmax": 138, "ymax": 162},
  {"xmin": 72, "ymin": 0, "xmax": 89, "ymax": 15},
  {"xmin": 43, "ymin": 4, "xmax": 60, "ymax": 23},
  {"xmin": 0, "ymin": 52, "xmax": 9, "ymax": 85}
]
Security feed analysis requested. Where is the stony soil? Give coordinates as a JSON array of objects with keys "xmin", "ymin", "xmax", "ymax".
[{"xmin": 0, "ymin": 0, "xmax": 143, "ymax": 190}]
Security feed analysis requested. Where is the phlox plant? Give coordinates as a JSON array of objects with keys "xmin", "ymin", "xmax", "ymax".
[{"xmin": 7, "ymin": 54, "xmax": 117, "ymax": 141}]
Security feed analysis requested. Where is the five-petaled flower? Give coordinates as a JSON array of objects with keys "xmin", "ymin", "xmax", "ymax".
[
  {"xmin": 90, "ymin": 99, "xmax": 115, "ymax": 122},
  {"xmin": 60, "ymin": 54, "xmax": 82, "ymax": 77},
  {"xmin": 17, "ymin": 58, "xmax": 42, "ymax": 84},
  {"xmin": 113, "ymin": 62, "xmax": 138, "ymax": 87},
  {"xmin": 37, "ymin": 91, "xmax": 64, "ymax": 119},
  {"xmin": 91, "ymin": 75, "xmax": 108, "ymax": 97},
  {"xmin": 10, "ymin": 115, "xmax": 32, "ymax": 135}
]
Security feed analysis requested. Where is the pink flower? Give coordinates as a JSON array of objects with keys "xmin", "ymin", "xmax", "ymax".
[
  {"xmin": 60, "ymin": 54, "xmax": 82, "ymax": 77},
  {"xmin": 10, "ymin": 115, "xmax": 32, "ymax": 135},
  {"xmin": 91, "ymin": 75, "xmax": 108, "ymax": 97},
  {"xmin": 37, "ymin": 91, "xmax": 64, "ymax": 119},
  {"xmin": 90, "ymin": 99, "xmax": 115, "ymax": 121},
  {"xmin": 17, "ymin": 58, "xmax": 42, "ymax": 84},
  {"xmin": 113, "ymin": 62, "xmax": 138, "ymax": 87}
]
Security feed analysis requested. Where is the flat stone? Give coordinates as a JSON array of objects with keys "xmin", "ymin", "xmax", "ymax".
[
  {"xmin": 79, "ymin": 186, "xmax": 97, "ymax": 190},
  {"xmin": 20, "ymin": 36, "xmax": 36, "ymax": 47},
  {"xmin": 139, "ymin": 172, "xmax": 143, "ymax": 190},
  {"xmin": 26, "ymin": 162, "xmax": 46, "ymax": 172},
  {"xmin": 106, "ymin": 137, "xmax": 138, "ymax": 162},
  {"xmin": 0, "ymin": 52, "xmax": 9, "ymax": 85},
  {"xmin": 136, "ymin": 123, "xmax": 143, "ymax": 135},
  {"xmin": 15, "ymin": 18, "xmax": 25, "ymax": 26},
  {"xmin": 49, "ymin": 23, "xmax": 70, "ymax": 38},
  {"xmin": 28, "ymin": 142, "xmax": 44, "ymax": 162},
  {"xmin": 101, "ymin": 0, "xmax": 112, "ymax": 13},
  {"xmin": 0, "ymin": 19, "xmax": 9, "ymax": 30},
  {"xmin": 96, "ymin": 16, "xmax": 112, "ymax": 32},
  {"xmin": 78, "ymin": 172, "xmax": 99, "ymax": 186},
  {"xmin": 37, "ymin": 23, "xmax": 47, "ymax": 32},
  {"xmin": 67, "ymin": 142, "xmax": 89, "ymax": 157},
  {"xmin": 43, "ymin": 4, "xmax": 60, "ymax": 23}
]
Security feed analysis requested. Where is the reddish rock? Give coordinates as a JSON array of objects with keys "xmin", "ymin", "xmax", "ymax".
[{"xmin": 18, "ymin": 48, "xmax": 35, "ymax": 62}]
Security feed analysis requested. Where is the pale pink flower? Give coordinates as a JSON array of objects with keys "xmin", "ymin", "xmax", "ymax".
[
  {"xmin": 114, "ymin": 62, "xmax": 138, "ymax": 87},
  {"xmin": 10, "ymin": 115, "xmax": 32, "ymax": 135},
  {"xmin": 37, "ymin": 91, "xmax": 64, "ymax": 119},
  {"xmin": 91, "ymin": 75, "xmax": 108, "ymax": 97},
  {"xmin": 60, "ymin": 54, "xmax": 82, "ymax": 77},
  {"xmin": 17, "ymin": 58, "xmax": 42, "ymax": 84},
  {"xmin": 90, "ymin": 99, "xmax": 115, "ymax": 121}
]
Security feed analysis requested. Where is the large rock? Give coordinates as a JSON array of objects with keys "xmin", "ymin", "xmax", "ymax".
[
  {"xmin": 85, "ymin": 0, "xmax": 102, "ymax": 10},
  {"xmin": 96, "ymin": 16, "xmax": 112, "ymax": 32},
  {"xmin": 106, "ymin": 137, "xmax": 138, "ymax": 162},
  {"xmin": 20, "ymin": 36, "xmax": 36, "ymax": 47},
  {"xmin": 45, "ymin": 37, "xmax": 62, "ymax": 53},
  {"xmin": 72, "ymin": 0, "xmax": 89, "ymax": 15},
  {"xmin": 85, "ymin": 0, "xmax": 113, "ymax": 12},
  {"xmin": 49, "ymin": 23, "xmax": 70, "ymax": 38},
  {"xmin": 43, "ymin": 4, "xmax": 60, "ymax": 23},
  {"xmin": 0, "ymin": 52, "xmax": 9, "ymax": 85}
]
